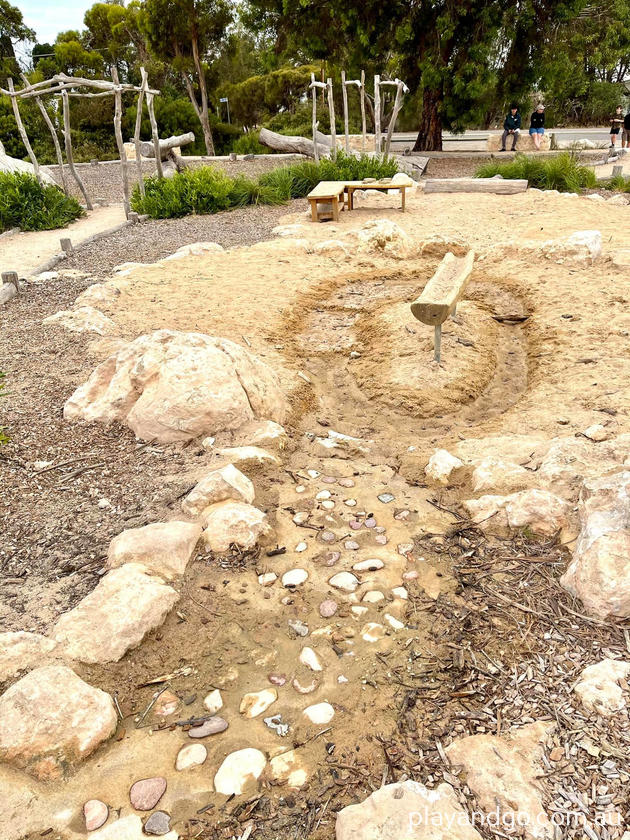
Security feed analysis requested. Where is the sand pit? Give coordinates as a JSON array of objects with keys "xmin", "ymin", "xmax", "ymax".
[{"xmin": 2, "ymin": 185, "xmax": 630, "ymax": 840}]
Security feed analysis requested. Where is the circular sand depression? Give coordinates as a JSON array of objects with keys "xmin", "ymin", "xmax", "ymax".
[{"xmin": 286, "ymin": 266, "xmax": 529, "ymax": 423}]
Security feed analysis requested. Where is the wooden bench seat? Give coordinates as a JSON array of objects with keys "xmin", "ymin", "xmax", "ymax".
[{"xmin": 307, "ymin": 179, "xmax": 408, "ymax": 221}]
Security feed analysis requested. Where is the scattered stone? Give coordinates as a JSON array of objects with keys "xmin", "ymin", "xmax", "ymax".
[
  {"xmin": 293, "ymin": 677, "xmax": 318, "ymax": 694},
  {"xmin": 425, "ymin": 449, "xmax": 464, "ymax": 485},
  {"xmin": 384, "ymin": 614, "xmax": 405, "ymax": 631},
  {"xmin": 361, "ymin": 623, "xmax": 386, "ymax": 642},
  {"xmin": 574, "ymin": 659, "xmax": 630, "ymax": 716},
  {"xmin": 282, "ymin": 568, "xmax": 308, "ymax": 587},
  {"xmin": 344, "ymin": 540, "xmax": 360, "ymax": 550},
  {"xmin": 362, "ymin": 590, "xmax": 384, "ymax": 603},
  {"xmin": 320, "ymin": 531, "xmax": 337, "ymax": 543},
  {"xmin": 238, "ymin": 419, "xmax": 288, "ymax": 450},
  {"xmin": 299, "ymin": 647, "xmax": 323, "ymax": 671},
  {"xmin": 374, "ymin": 534, "xmax": 388, "ymax": 545},
  {"xmin": 84, "ymin": 800, "xmax": 108, "ymax": 831},
  {"xmin": 182, "ymin": 464, "xmax": 255, "ymax": 516},
  {"xmin": 0, "ymin": 665, "xmax": 117, "ymax": 780},
  {"xmin": 391, "ymin": 586, "xmax": 408, "ymax": 599},
  {"xmin": 316, "ymin": 490, "xmax": 332, "ymax": 500},
  {"xmin": 303, "ymin": 702, "xmax": 335, "ymax": 724},
  {"xmin": 203, "ymin": 689, "xmax": 223, "ymax": 714},
  {"xmin": 324, "ymin": 551, "xmax": 341, "ymax": 564},
  {"xmin": 336, "ymin": 780, "xmax": 483, "ymax": 840},
  {"xmin": 201, "ymin": 501, "xmax": 271, "ymax": 552},
  {"xmin": 349, "ymin": 520, "xmax": 362, "ymax": 530},
  {"xmin": 398, "ymin": 543, "xmax": 414, "ymax": 557},
  {"xmin": 52, "ymin": 564, "xmax": 179, "ymax": 663},
  {"xmin": 403, "ymin": 570, "xmax": 419, "ymax": 580},
  {"xmin": 268, "ymin": 673, "xmax": 287, "ymax": 686},
  {"xmin": 353, "ymin": 558, "xmax": 384, "ymax": 571},
  {"xmin": 295, "ymin": 541, "xmax": 308, "ymax": 552},
  {"xmin": 377, "ymin": 493, "xmax": 395, "ymax": 503},
  {"xmin": 175, "ymin": 743, "xmax": 207, "ymax": 770},
  {"xmin": 214, "ymin": 748, "xmax": 267, "ymax": 795},
  {"xmin": 129, "ymin": 777, "xmax": 167, "ymax": 811},
  {"xmin": 344, "ymin": 498, "xmax": 357, "ymax": 507},
  {"xmin": 583, "ymin": 423, "xmax": 608, "ymax": 442},
  {"xmin": 338, "ymin": 478, "xmax": 355, "ymax": 488},
  {"xmin": 216, "ymin": 445, "xmax": 281, "ymax": 469},
  {"xmin": 0, "ymin": 631, "xmax": 58, "ymax": 682},
  {"xmin": 144, "ymin": 811, "xmax": 171, "ymax": 836},
  {"xmin": 319, "ymin": 599, "xmax": 338, "ymax": 617},
  {"xmin": 328, "ymin": 572, "xmax": 360, "ymax": 592},
  {"xmin": 240, "ymin": 688, "xmax": 277, "ymax": 717},
  {"xmin": 365, "ymin": 517, "xmax": 377, "ymax": 527},
  {"xmin": 258, "ymin": 572, "xmax": 277, "ymax": 586},
  {"xmin": 321, "ymin": 500, "xmax": 335, "ymax": 510},
  {"xmin": 188, "ymin": 716, "xmax": 229, "ymax": 737},
  {"xmin": 64, "ymin": 330, "xmax": 286, "ymax": 443},
  {"xmin": 153, "ymin": 689, "xmax": 180, "ymax": 718},
  {"xmin": 293, "ymin": 511, "xmax": 309, "ymax": 525},
  {"xmin": 270, "ymin": 749, "xmax": 308, "ymax": 787},
  {"xmin": 43, "ymin": 306, "xmax": 117, "ymax": 336},
  {"xmin": 89, "ymin": 815, "xmax": 177, "ymax": 840},
  {"xmin": 351, "ymin": 606, "xmax": 368, "ymax": 617},
  {"xmin": 471, "ymin": 457, "xmax": 530, "ymax": 494},
  {"xmin": 288, "ymin": 619, "xmax": 309, "ymax": 636},
  {"xmin": 106, "ymin": 521, "xmax": 201, "ymax": 579},
  {"xmin": 560, "ymin": 471, "xmax": 630, "ymax": 617},
  {"xmin": 445, "ymin": 721, "xmax": 555, "ymax": 840},
  {"xmin": 355, "ymin": 218, "xmax": 412, "ymax": 259}
]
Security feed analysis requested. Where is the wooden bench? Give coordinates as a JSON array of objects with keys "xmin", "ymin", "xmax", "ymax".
[
  {"xmin": 345, "ymin": 181, "xmax": 407, "ymax": 211},
  {"xmin": 410, "ymin": 250, "xmax": 475, "ymax": 362}
]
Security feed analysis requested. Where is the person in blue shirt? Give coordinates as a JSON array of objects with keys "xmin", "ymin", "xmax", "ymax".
[
  {"xmin": 529, "ymin": 104, "xmax": 545, "ymax": 150},
  {"xmin": 500, "ymin": 105, "xmax": 522, "ymax": 151}
]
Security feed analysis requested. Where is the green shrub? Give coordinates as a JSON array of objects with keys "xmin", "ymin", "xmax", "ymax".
[
  {"xmin": 606, "ymin": 174, "xmax": 630, "ymax": 193},
  {"xmin": 0, "ymin": 173, "xmax": 83, "ymax": 232},
  {"xmin": 132, "ymin": 152, "xmax": 401, "ymax": 218},
  {"xmin": 231, "ymin": 132, "xmax": 268, "ymax": 155},
  {"xmin": 474, "ymin": 152, "xmax": 597, "ymax": 192}
]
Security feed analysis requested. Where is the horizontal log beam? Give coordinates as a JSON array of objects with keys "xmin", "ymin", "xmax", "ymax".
[
  {"xmin": 410, "ymin": 251, "xmax": 475, "ymax": 326},
  {"xmin": 423, "ymin": 178, "xmax": 528, "ymax": 194},
  {"xmin": 139, "ymin": 132, "xmax": 195, "ymax": 160}
]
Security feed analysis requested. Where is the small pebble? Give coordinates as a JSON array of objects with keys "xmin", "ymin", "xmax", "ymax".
[
  {"xmin": 349, "ymin": 520, "xmax": 362, "ymax": 530},
  {"xmin": 293, "ymin": 512, "xmax": 309, "ymax": 525},
  {"xmin": 329, "ymin": 572, "xmax": 360, "ymax": 592},
  {"xmin": 203, "ymin": 689, "xmax": 223, "ymax": 714},
  {"xmin": 324, "ymin": 551, "xmax": 340, "ymax": 566},
  {"xmin": 344, "ymin": 540, "xmax": 360, "ymax": 550},
  {"xmin": 403, "ymin": 570, "xmax": 419, "ymax": 580},
  {"xmin": 362, "ymin": 590, "xmax": 384, "ymax": 603},
  {"xmin": 268, "ymin": 673, "xmax": 287, "ymax": 686},
  {"xmin": 385, "ymin": 614, "xmax": 405, "ymax": 631},
  {"xmin": 175, "ymin": 743, "xmax": 207, "ymax": 771},
  {"xmin": 374, "ymin": 526, "xmax": 386, "ymax": 534},
  {"xmin": 353, "ymin": 558, "xmax": 384, "ymax": 571},
  {"xmin": 391, "ymin": 586, "xmax": 408, "ymax": 599},
  {"xmin": 293, "ymin": 676, "xmax": 318, "ymax": 694},
  {"xmin": 364, "ymin": 517, "xmax": 376, "ymax": 528},
  {"xmin": 320, "ymin": 531, "xmax": 337, "ymax": 543},
  {"xmin": 394, "ymin": 510, "xmax": 410, "ymax": 520},
  {"xmin": 188, "ymin": 717, "xmax": 229, "ymax": 738},
  {"xmin": 84, "ymin": 800, "xmax": 108, "ymax": 831},
  {"xmin": 299, "ymin": 646, "xmax": 323, "ymax": 671},
  {"xmin": 295, "ymin": 541, "xmax": 308, "ymax": 553},
  {"xmin": 307, "ymin": 469, "xmax": 320, "ymax": 478},
  {"xmin": 338, "ymin": 478, "xmax": 355, "ymax": 488},
  {"xmin": 375, "ymin": 535, "xmax": 388, "ymax": 545},
  {"xmin": 398, "ymin": 543, "xmax": 414, "ymax": 557},
  {"xmin": 338, "ymin": 675, "xmax": 349, "ymax": 684},
  {"xmin": 303, "ymin": 702, "xmax": 335, "ymax": 724},
  {"xmin": 289, "ymin": 618, "xmax": 309, "ymax": 636},
  {"xmin": 344, "ymin": 498, "xmax": 357, "ymax": 507},
  {"xmin": 144, "ymin": 811, "xmax": 172, "ymax": 836},
  {"xmin": 316, "ymin": 490, "xmax": 332, "ymax": 500},
  {"xmin": 296, "ymin": 485, "xmax": 306, "ymax": 493},
  {"xmin": 282, "ymin": 568, "xmax": 308, "ymax": 587},
  {"xmin": 322, "ymin": 476, "xmax": 337, "ymax": 484},
  {"xmin": 321, "ymin": 500, "xmax": 335, "ymax": 510},
  {"xmin": 258, "ymin": 572, "xmax": 277, "ymax": 586},
  {"xmin": 377, "ymin": 493, "xmax": 395, "ymax": 503},
  {"xmin": 129, "ymin": 777, "xmax": 167, "ymax": 811},
  {"xmin": 361, "ymin": 623, "xmax": 386, "ymax": 642},
  {"xmin": 97, "ymin": 498, "xmax": 111, "ymax": 510},
  {"xmin": 319, "ymin": 599, "xmax": 338, "ymax": 617}
]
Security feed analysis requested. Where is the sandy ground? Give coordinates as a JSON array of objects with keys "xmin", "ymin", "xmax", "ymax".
[
  {"xmin": 1, "ymin": 186, "xmax": 630, "ymax": 840},
  {"xmin": 1, "ymin": 205, "xmax": 126, "ymax": 277}
]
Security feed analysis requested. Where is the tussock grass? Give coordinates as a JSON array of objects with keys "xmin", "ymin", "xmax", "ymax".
[
  {"xmin": 475, "ymin": 152, "xmax": 597, "ymax": 192},
  {"xmin": 0, "ymin": 172, "xmax": 83, "ymax": 232}
]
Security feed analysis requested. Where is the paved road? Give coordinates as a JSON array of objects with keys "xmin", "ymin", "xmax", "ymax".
[{"xmin": 391, "ymin": 127, "xmax": 616, "ymax": 152}]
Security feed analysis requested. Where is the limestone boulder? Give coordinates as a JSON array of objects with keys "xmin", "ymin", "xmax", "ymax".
[
  {"xmin": 182, "ymin": 464, "xmax": 254, "ymax": 516},
  {"xmin": 471, "ymin": 457, "xmax": 531, "ymax": 494},
  {"xmin": 0, "ymin": 632, "xmax": 58, "ymax": 683},
  {"xmin": 74, "ymin": 283, "xmax": 120, "ymax": 310},
  {"xmin": 446, "ymin": 722, "xmax": 555, "ymax": 840},
  {"xmin": 52, "ymin": 564, "xmax": 179, "ymax": 663},
  {"xmin": 0, "ymin": 665, "xmax": 117, "ymax": 780},
  {"xmin": 425, "ymin": 449, "xmax": 464, "ymax": 485},
  {"xmin": 162, "ymin": 242, "xmax": 224, "ymax": 260},
  {"xmin": 542, "ymin": 230, "xmax": 602, "ymax": 263},
  {"xmin": 43, "ymin": 306, "xmax": 117, "ymax": 335},
  {"xmin": 535, "ymin": 436, "xmax": 629, "ymax": 499},
  {"xmin": 464, "ymin": 489, "xmax": 568, "ymax": 536},
  {"xmin": 574, "ymin": 658, "xmax": 630, "ymax": 716},
  {"xmin": 236, "ymin": 419, "xmax": 288, "ymax": 450},
  {"xmin": 354, "ymin": 219, "xmax": 412, "ymax": 259},
  {"xmin": 454, "ymin": 434, "xmax": 544, "ymax": 466},
  {"xmin": 63, "ymin": 330, "xmax": 286, "ymax": 443},
  {"xmin": 215, "ymin": 445, "xmax": 281, "ymax": 470},
  {"xmin": 201, "ymin": 501, "xmax": 271, "ymax": 552},
  {"xmin": 106, "ymin": 521, "xmax": 201, "ymax": 578},
  {"xmin": 560, "ymin": 471, "xmax": 630, "ymax": 618},
  {"xmin": 335, "ymin": 780, "xmax": 483, "ymax": 840}
]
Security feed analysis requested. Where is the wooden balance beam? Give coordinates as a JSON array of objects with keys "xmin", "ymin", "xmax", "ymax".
[
  {"xmin": 423, "ymin": 178, "xmax": 528, "ymax": 194},
  {"xmin": 410, "ymin": 250, "xmax": 475, "ymax": 362}
]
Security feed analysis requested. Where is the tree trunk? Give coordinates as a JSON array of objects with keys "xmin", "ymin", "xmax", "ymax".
[
  {"xmin": 191, "ymin": 31, "xmax": 214, "ymax": 156},
  {"xmin": 413, "ymin": 87, "xmax": 443, "ymax": 151}
]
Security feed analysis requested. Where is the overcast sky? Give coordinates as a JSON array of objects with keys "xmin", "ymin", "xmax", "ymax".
[{"xmin": 15, "ymin": 0, "xmax": 90, "ymax": 53}]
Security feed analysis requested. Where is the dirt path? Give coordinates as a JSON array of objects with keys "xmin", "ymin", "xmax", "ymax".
[{"xmin": 0, "ymin": 205, "xmax": 126, "ymax": 277}]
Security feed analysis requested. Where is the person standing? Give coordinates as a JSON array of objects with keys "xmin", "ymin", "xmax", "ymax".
[
  {"xmin": 500, "ymin": 104, "xmax": 522, "ymax": 151},
  {"xmin": 610, "ymin": 105, "xmax": 624, "ymax": 149},
  {"xmin": 529, "ymin": 104, "xmax": 545, "ymax": 150},
  {"xmin": 622, "ymin": 107, "xmax": 630, "ymax": 149}
]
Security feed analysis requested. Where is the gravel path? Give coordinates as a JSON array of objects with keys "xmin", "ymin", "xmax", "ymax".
[{"xmin": 61, "ymin": 200, "xmax": 304, "ymax": 278}]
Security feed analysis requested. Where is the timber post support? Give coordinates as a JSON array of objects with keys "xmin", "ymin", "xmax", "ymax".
[
  {"xmin": 2, "ymin": 271, "xmax": 19, "ymax": 291},
  {"xmin": 60, "ymin": 237, "xmax": 73, "ymax": 255}
]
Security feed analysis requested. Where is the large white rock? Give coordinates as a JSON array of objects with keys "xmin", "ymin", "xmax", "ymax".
[
  {"xmin": 235, "ymin": 419, "xmax": 288, "ymax": 450},
  {"xmin": 464, "ymin": 489, "xmax": 568, "ymax": 536},
  {"xmin": 542, "ymin": 230, "xmax": 602, "ymax": 262},
  {"xmin": 335, "ymin": 780, "xmax": 483, "ymax": 840},
  {"xmin": 106, "ymin": 521, "xmax": 201, "ymax": 578},
  {"xmin": 201, "ymin": 501, "xmax": 271, "ymax": 552},
  {"xmin": 561, "ymin": 471, "xmax": 630, "ymax": 617},
  {"xmin": 214, "ymin": 748, "xmax": 267, "ymax": 795},
  {"xmin": 52, "ymin": 564, "xmax": 179, "ymax": 663},
  {"xmin": 0, "ymin": 665, "xmax": 117, "ymax": 780},
  {"xmin": 89, "ymin": 815, "xmax": 177, "ymax": 840},
  {"xmin": 446, "ymin": 722, "xmax": 555, "ymax": 840},
  {"xmin": 574, "ymin": 658, "xmax": 630, "ymax": 716},
  {"xmin": 63, "ymin": 330, "xmax": 286, "ymax": 443},
  {"xmin": 471, "ymin": 457, "xmax": 530, "ymax": 494},
  {"xmin": 454, "ymin": 434, "xmax": 544, "ymax": 466},
  {"xmin": 239, "ymin": 687, "xmax": 277, "ymax": 718},
  {"xmin": 43, "ymin": 306, "xmax": 117, "ymax": 335},
  {"xmin": 425, "ymin": 449, "xmax": 464, "ymax": 485},
  {"xmin": 354, "ymin": 219, "xmax": 412, "ymax": 259},
  {"xmin": 0, "ymin": 631, "xmax": 58, "ymax": 683},
  {"xmin": 182, "ymin": 464, "xmax": 254, "ymax": 516},
  {"xmin": 74, "ymin": 282, "xmax": 120, "ymax": 310},
  {"xmin": 162, "ymin": 242, "xmax": 224, "ymax": 260}
]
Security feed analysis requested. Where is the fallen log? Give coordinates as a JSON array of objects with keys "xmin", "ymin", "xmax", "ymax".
[
  {"xmin": 139, "ymin": 132, "xmax": 195, "ymax": 160},
  {"xmin": 424, "ymin": 178, "xmax": 528, "ymax": 194},
  {"xmin": 259, "ymin": 127, "xmax": 331, "ymax": 159}
]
